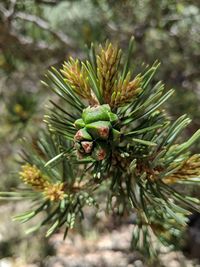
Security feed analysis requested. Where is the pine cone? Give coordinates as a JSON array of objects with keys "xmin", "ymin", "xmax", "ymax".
[{"xmin": 74, "ymin": 104, "xmax": 120, "ymax": 160}]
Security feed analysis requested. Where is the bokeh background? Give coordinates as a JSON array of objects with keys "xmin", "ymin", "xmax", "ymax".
[{"xmin": 0, "ymin": 0, "xmax": 200, "ymax": 266}]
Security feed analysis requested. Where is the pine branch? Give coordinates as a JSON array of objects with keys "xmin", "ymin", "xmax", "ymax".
[{"xmin": 1, "ymin": 39, "xmax": 200, "ymax": 259}]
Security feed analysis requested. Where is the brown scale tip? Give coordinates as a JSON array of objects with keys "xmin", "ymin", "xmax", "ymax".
[
  {"xmin": 97, "ymin": 148, "xmax": 107, "ymax": 161},
  {"xmin": 74, "ymin": 130, "xmax": 83, "ymax": 141},
  {"xmin": 98, "ymin": 126, "xmax": 110, "ymax": 139},
  {"xmin": 81, "ymin": 141, "xmax": 93, "ymax": 153}
]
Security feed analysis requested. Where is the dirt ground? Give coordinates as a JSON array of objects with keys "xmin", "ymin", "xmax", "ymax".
[{"xmin": 0, "ymin": 203, "xmax": 200, "ymax": 267}]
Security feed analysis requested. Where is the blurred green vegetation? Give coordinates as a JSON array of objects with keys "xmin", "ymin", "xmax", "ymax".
[{"xmin": 0, "ymin": 0, "xmax": 200, "ymax": 265}]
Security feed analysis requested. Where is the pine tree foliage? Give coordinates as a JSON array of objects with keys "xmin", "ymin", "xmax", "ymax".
[
  {"xmin": 5, "ymin": 90, "xmax": 37, "ymax": 125},
  {"xmin": 1, "ymin": 38, "xmax": 200, "ymax": 258}
]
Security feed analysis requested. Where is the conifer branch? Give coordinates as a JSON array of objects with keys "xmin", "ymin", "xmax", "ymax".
[{"xmin": 1, "ymin": 40, "xmax": 200, "ymax": 259}]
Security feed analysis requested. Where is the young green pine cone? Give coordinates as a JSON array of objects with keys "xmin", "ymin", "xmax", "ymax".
[{"xmin": 74, "ymin": 104, "xmax": 120, "ymax": 160}]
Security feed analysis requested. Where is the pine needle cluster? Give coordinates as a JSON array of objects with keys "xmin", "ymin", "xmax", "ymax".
[
  {"xmin": 1, "ymin": 38, "xmax": 200, "ymax": 258},
  {"xmin": 5, "ymin": 91, "xmax": 37, "ymax": 124}
]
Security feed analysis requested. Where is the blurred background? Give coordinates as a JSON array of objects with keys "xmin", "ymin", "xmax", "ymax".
[{"xmin": 0, "ymin": 0, "xmax": 200, "ymax": 266}]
